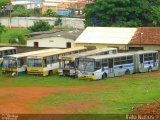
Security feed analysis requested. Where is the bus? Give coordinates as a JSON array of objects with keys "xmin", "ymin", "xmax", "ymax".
[
  {"xmin": 59, "ymin": 48, "xmax": 117, "ymax": 77},
  {"xmin": 0, "ymin": 47, "xmax": 16, "ymax": 65},
  {"xmin": 26, "ymin": 47, "xmax": 88, "ymax": 76},
  {"xmin": 2, "ymin": 48, "xmax": 60, "ymax": 75},
  {"xmin": 77, "ymin": 50, "xmax": 159, "ymax": 80}
]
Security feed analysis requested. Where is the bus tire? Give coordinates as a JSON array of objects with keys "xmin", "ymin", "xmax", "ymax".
[
  {"xmin": 148, "ymin": 67, "xmax": 152, "ymax": 72},
  {"xmin": 49, "ymin": 70, "xmax": 53, "ymax": 76},
  {"xmin": 102, "ymin": 73, "xmax": 107, "ymax": 79},
  {"xmin": 125, "ymin": 69, "xmax": 130, "ymax": 75}
]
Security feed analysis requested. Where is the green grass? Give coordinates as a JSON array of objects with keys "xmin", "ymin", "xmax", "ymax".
[
  {"xmin": 0, "ymin": 28, "xmax": 29, "ymax": 43},
  {"xmin": 0, "ymin": 72, "xmax": 160, "ymax": 114}
]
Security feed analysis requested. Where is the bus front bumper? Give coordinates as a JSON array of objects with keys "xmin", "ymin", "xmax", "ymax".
[
  {"xmin": 2, "ymin": 68, "xmax": 17, "ymax": 73},
  {"xmin": 27, "ymin": 67, "xmax": 43, "ymax": 75},
  {"xmin": 78, "ymin": 74, "xmax": 96, "ymax": 80}
]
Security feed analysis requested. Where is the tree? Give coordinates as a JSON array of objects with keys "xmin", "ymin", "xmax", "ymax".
[
  {"xmin": 0, "ymin": 0, "xmax": 10, "ymax": 16},
  {"xmin": 28, "ymin": 20, "xmax": 52, "ymax": 32},
  {"xmin": 13, "ymin": 5, "xmax": 25, "ymax": 10},
  {"xmin": 0, "ymin": 23, "xmax": 6, "ymax": 43},
  {"xmin": 54, "ymin": 17, "xmax": 62, "ymax": 27},
  {"xmin": 43, "ymin": 9, "xmax": 59, "ymax": 17},
  {"xmin": 12, "ymin": 5, "xmax": 31, "ymax": 17},
  {"xmin": 83, "ymin": 0, "xmax": 160, "ymax": 27}
]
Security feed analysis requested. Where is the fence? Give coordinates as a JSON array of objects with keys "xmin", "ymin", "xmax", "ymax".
[{"xmin": 0, "ymin": 17, "xmax": 85, "ymax": 29}]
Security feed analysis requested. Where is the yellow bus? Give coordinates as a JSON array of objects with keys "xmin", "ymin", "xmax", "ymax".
[
  {"xmin": 27, "ymin": 47, "xmax": 88, "ymax": 76},
  {"xmin": 2, "ymin": 48, "xmax": 60, "ymax": 75},
  {"xmin": 0, "ymin": 47, "xmax": 17, "ymax": 65}
]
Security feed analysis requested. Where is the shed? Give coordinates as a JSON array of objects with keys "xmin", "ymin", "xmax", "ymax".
[
  {"xmin": 27, "ymin": 30, "xmax": 82, "ymax": 48},
  {"xmin": 75, "ymin": 27, "xmax": 160, "ymax": 51}
]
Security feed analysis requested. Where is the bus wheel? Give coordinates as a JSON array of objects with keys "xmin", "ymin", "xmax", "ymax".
[
  {"xmin": 102, "ymin": 73, "xmax": 107, "ymax": 79},
  {"xmin": 49, "ymin": 70, "xmax": 53, "ymax": 76},
  {"xmin": 148, "ymin": 67, "xmax": 152, "ymax": 72},
  {"xmin": 125, "ymin": 69, "xmax": 130, "ymax": 75}
]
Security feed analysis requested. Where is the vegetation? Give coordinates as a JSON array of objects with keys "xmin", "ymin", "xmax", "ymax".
[
  {"xmin": 0, "ymin": 71, "xmax": 159, "ymax": 114},
  {"xmin": 9, "ymin": 33, "xmax": 26, "ymax": 45},
  {"xmin": 0, "ymin": 28, "xmax": 29, "ymax": 44},
  {"xmin": 11, "ymin": 5, "xmax": 31, "ymax": 17},
  {"xmin": 54, "ymin": 17, "xmax": 62, "ymax": 27},
  {"xmin": 0, "ymin": 23, "xmax": 6, "ymax": 43},
  {"xmin": 28, "ymin": 20, "xmax": 52, "ymax": 32},
  {"xmin": 83, "ymin": 0, "xmax": 160, "ymax": 27},
  {"xmin": 0, "ymin": 0, "xmax": 10, "ymax": 17},
  {"xmin": 43, "ymin": 9, "xmax": 59, "ymax": 17}
]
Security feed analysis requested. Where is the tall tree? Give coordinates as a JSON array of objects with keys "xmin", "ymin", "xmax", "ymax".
[{"xmin": 83, "ymin": 0, "xmax": 160, "ymax": 27}]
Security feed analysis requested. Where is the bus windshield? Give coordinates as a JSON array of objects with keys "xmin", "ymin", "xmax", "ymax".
[
  {"xmin": 3, "ymin": 57, "xmax": 17, "ymax": 68},
  {"xmin": 78, "ymin": 60, "xmax": 94, "ymax": 72},
  {"xmin": 28, "ymin": 59, "xmax": 42, "ymax": 67},
  {"xmin": 62, "ymin": 60, "xmax": 75, "ymax": 69}
]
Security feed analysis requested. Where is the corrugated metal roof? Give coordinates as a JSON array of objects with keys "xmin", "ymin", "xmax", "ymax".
[{"xmin": 75, "ymin": 27, "xmax": 137, "ymax": 45}]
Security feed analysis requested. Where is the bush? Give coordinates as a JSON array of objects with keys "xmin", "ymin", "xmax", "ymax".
[
  {"xmin": 9, "ymin": 33, "xmax": 26, "ymax": 44},
  {"xmin": 43, "ymin": 9, "xmax": 59, "ymax": 17},
  {"xmin": 54, "ymin": 17, "xmax": 62, "ymax": 26},
  {"xmin": 28, "ymin": 20, "xmax": 52, "ymax": 32}
]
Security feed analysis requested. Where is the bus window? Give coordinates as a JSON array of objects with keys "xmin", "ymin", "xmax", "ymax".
[
  {"xmin": 140, "ymin": 55, "xmax": 143, "ymax": 63},
  {"xmin": 153, "ymin": 53, "xmax": 157, "ymax": 62},
  {"xmin": 95, "ymin": 61, "xmax": 101, "ymax": 70},
  {"xmin": 108, "ymin": 59, "xmax": 113, "ymax": 68},
  {"xmin": 43, "ymin": 59, "xmax": 47, "ymax": 67}
]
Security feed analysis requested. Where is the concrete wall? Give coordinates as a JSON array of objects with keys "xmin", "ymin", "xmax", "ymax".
[
  {"xmin": 0, "ymin": 17, "xmax": 85, "ymax": 29},
  {"xmin": 27, "ymin": 37, "xmax": 75, "ymax": 48}
]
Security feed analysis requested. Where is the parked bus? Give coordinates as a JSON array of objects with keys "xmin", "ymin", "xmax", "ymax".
[
  {"xmin": 59, "ymin": 48, "xmax": 117, "ymax": 77},
  {"xmin": 26, "ymin": 47, "xmax": 88, "ymax": 76},
  {"xmin": 0, "ymin": 47, "xmax": 16, "ymax": 65},
  {"xmin": 77, "ymin": 51, "xmax": 159, "ymax": 80},
  {"xmin": 2, "ymin": 48, "xmax": 60, "ymax": 75}
]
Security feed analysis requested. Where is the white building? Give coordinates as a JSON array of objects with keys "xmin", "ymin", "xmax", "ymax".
[{"xmin": 27, "ymin": 30, "xmax": 82, "ymax": 48}]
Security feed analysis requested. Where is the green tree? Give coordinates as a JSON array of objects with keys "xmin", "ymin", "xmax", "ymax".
[
  {"xmin": 28, "ymin": 20, "xmax": 52, "ymax": 32},
  {"xmin": 43, "ymin": 9, "xmax": 59, "ymax": 17},
  {"xmin": 0, "ymin": 0, "xmax": 10, "ymax": 16},
  {"xmin": 0, "ymin": 23, "xmax": 6, "ymax": 43},
  {"xmin": 12, "ymin": 5, "xmax": 31, "ymax": 17},
  {"xmin": 83, "ymin": 0, "xmax": 160, "ymax": 27},
  {"xmin": 13, "ymin": 5, "xmax": 25, "ymax": 10},
  {"xmin": 54, "ymin": 17, "xmax": 62, "ymax": 27}
]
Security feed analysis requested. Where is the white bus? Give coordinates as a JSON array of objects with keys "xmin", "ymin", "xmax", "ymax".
[
  {"xmin": 27, "ymin": 47, "xmax": 88, "ymax": 76},
  {"xmin": 2, "ymin": 48, "xmax": 60, "ymax": 75},
  {"xmin": 78, "ymin": 51, "xmax": 159, "ymax": 80},
  {"xmin": 0, "ymin": 47, "xmax": 16, "ymax": 65},
  {"xmin": 59, "ymin": 48, "xmax": 117, "ymax": 77}
]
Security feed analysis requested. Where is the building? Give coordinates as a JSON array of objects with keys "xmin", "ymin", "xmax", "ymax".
[
  {"xmin": 27, "ymin": 30, "xmax": 82, "ymax": 48},
  {"xmin": 75, "ymin": 27, "xmax": 160, "ymax": 50}
]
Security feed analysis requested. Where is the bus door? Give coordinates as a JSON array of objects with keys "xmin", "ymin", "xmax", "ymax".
[
  {"xmin": 153, "ymin": 53, "xmax": 157, "ymax": 67},
  {"xmin": 139, "ymin": 54, "xmax": 144, "ymax": 69},
  {"xmin": 108, "ymin": 58, "xmax": 114, "ymax": 76}
]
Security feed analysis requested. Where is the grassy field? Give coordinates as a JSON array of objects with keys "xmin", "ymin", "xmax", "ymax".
[
  {"xmin": 0, "ymin": 71, "xmax": 160, "ymax": 116},
  {"xmin": 0, "ymin": 28, "xmax": 29, "ymax": 43}
]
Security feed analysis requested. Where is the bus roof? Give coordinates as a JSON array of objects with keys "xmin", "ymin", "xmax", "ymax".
[
  {"xmin": 0, "ymin": 47, "xmax": 16, "ymax": 51},
  {"xmin": 85, "ymin": 53, "xmax": 134, "ymax": 60},
  {"xmin": 28, "ymin": 47, "xmax": 87, "ymax": 58},
  {"xmin": 60, "ymin": 48, "xmax": 117, "ymax": 61},
  {"xmin": 130, "ymin": 50, "xmax": 158, "ymax": 54},
  {"xmin": 5, "ymin": 48, "xmax": 60, "ymax": 58}
]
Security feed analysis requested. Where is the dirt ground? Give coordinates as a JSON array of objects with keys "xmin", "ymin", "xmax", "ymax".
[
  {"xmin": 0, "ymin": 84, "xmax": 116, "ymax": 114},
  {"xmin": 131, "ymin": 101, "xmax": 160, "ymax": 115}
]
